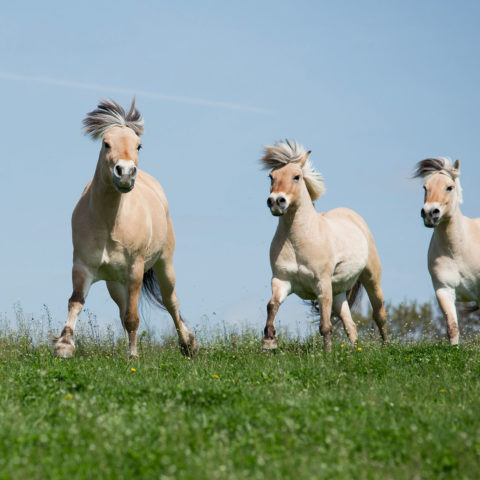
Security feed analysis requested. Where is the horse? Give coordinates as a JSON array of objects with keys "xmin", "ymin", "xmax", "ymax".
[
  {"xmin": 260, "ymin": 140, "xmax": 387, "ymax": 352},
  {"xmin": 54, "ymin": 98, "xmax": 198, "ymax": 358},
  {"xmin": 414, "ymin": 158, "xmax": 480, "ymax": 344}
]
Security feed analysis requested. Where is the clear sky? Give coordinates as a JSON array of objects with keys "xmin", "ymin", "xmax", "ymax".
[{"xmin": 1, "ymin": 1, "xmax": 479, "ymax": 337}]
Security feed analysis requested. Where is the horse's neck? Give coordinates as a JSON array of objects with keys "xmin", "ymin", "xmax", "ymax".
[
  {"xmin": 433, "ymin": 207, "xmax": 465, "ymax": 254},
  {"xmin": 277, "ymin": 196, "xmax": 318, "ymax": 245},
  {"xmin": 89, "ymin": 155, "xmax": 123, "ymax": 228}
]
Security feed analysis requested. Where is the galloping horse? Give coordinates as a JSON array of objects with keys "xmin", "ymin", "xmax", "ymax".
[
  {"xmin": 414, "ymin": 158, "xmax": 480, "ymax": 344},
  {"xmin": 54, "ymin": 99, "xmax": 198, "ymax": 358},
  {"xmin": 261, "ymin": 140, "xmax": 387, "ymax": 351}
]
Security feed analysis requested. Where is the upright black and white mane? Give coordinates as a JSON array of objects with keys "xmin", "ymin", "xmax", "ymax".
[
  {"xmin": 83, "ymin": 98, "xmax": 144, "ymax": 139},
  {"xmin": 414, "ymin": 157, "xmax": 462, "ymax": 203},
  {"xmin": 260, "ymin": 140, "xmax": 326, "ymax": 201}
]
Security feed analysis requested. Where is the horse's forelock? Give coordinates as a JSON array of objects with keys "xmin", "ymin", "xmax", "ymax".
[
  {"xmin": 415, "ymin": 157, "xmax": 463, "ymax": 204},
  {"xmin": 413, "ymin": 157, "xmax": 456, "ymax": 180},
  {"xmin": 260, "ymin": 140, "xmax": 326, "ymax": 201},
  {"xmin": 82, "ymin": 98, "xmax": 145, "ymax": 139}
]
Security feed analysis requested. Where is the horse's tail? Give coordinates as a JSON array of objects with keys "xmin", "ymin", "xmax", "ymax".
[
  {"xmin": 346, "ymin": 280, "xmax": 363, "ymax": 311},
  {"xmin": 460, "ymin": 302, "xmax": 479, "ymax": 313},
  {"xmin": 141, "ymin": 269, "xmax": 167, "ymax": 310},
  {"xmin": 308, "ymin": 280, "xmax": 363, "ymax": 319}
]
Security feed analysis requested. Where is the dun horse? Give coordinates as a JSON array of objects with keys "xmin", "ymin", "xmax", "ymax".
[
  {"xmin": 261, "ymin": 140, "xmax": 387, "ymax": 351},
  {"xmin": 414, "ymin": 158, "xmax": 480, "ymax": 344},
  {"xmin": 54, "ymin": 99, "xmax": 198, "ymax": 358}
]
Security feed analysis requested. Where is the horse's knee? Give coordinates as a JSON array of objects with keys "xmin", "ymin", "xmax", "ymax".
[
  {"xmin": 124, "ymin": 312, "xmax": 139, "ymax": 332},
  {"xmin": 320, "ymin": 323, "xmax": 333, "ymax": 337}
]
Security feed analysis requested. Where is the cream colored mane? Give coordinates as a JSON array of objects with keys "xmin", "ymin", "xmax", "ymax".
[
  {"xmin": 414, "ymin": 157, "xmax": 463, "ymax": 204},
  {"xmin": 260, "ymin": 140, "xmax": 326, "ymax": 201}
]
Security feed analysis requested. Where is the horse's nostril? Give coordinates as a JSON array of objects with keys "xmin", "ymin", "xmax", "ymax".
[
  {"xmin": 277, "ymin": 197, "xmax": 286, "ymax": 206},
  {"xmin": 267, "ymin": 198, "xmax": 274, "ymax": 208},
  {"xmin": 432, "ymin": 208, "xmax": 440, "ymax": 216},
  {"xmin": 131, "ymin": 166, "xmax": 137, "ymax": 176},
  {"xmin": 421, "ymin": 209, "xmax": 426, "ymax": 218},
  {"xmin": 115, "ymin": 165, "xmax": 123, "ymax": 177}
]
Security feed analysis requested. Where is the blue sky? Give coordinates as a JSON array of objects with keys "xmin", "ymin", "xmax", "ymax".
[{"xmin": 1, "ymin": 1, "xmax": 479, "ymax": 336}]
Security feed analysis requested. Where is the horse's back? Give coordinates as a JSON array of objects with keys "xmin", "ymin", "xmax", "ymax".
[{"xmin": 322, "ymin": 207, "xmax": 374, "ymax": 243}]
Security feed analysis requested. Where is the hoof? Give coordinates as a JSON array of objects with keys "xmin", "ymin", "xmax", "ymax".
[
  {"xmin": 262, "ymin": 337, "xmax": 277, "ymax": 351},
  {"xmin": 54, "ymin": 339, "xmax": 75, "ymax": 358},
  {"xmin": 180, "ymin": 333, "xmax": 199, "ymax": 358}
]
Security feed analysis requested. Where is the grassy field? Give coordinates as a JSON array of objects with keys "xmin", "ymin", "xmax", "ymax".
[{"xmin": 0, "ymin": 329, "xmax": 479, "ymax": 479}]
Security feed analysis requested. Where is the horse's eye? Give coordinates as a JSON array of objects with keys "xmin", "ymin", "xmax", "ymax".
[
  {"xmin": 137, "ymin": 144, "xmax": 142, "ymax": 151},
  {"xmin": 293, "ymin": 175, "xmax": 300, "ymax": 182},
  {"xmin": 446, "ymin": 185, "xmax": 453, "ymax": 192},
  {"xmin": 104, "ymin": 142, "xmax": 111, "ymax": 149}
]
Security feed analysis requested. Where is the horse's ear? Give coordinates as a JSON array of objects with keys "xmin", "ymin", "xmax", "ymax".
[
  {"xmin": 452, "ymin": 159, "xmax": 460, "ymax": 177},
  {"xmin": 299, "ymin": 150, "xmax": 312, "ymax": 166}
]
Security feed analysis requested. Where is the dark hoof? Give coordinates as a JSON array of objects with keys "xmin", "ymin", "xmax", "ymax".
[{"xmin": 180, "ymin": 333, "xmax": 199, "ymax": 358}]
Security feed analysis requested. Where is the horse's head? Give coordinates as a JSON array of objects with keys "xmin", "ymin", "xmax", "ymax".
[
  {"xmin": 102, "ymin": 126, "xmax": 141, "ymax": 193},
  {"xmin": 414, "ymin": 158, "xmax": 462, "ymax": 228},
  {"xmin": 261, "ymin": 140, "xmax": 325, "ymax": 217},
  {"xmin": 83, "ymin": 98, "xmax": 144, "ymax": 194},
  {"xmin": 267, "ymin": 161, "xmax": 307, "ymax": 216}
]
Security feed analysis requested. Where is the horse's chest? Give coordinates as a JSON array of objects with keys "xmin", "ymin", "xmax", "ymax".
[
  {"xmin": 96, "ymin": 246, "xmax": 129, "ymax": 283},
  {"xmin": 276, "ymin": 262, "xmax": 317, "ymax": 299}
]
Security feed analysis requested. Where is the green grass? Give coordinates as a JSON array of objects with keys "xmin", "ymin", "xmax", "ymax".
[{"xmin": 0, "ymin": 333, "xmax": 479, "ymax": 479}]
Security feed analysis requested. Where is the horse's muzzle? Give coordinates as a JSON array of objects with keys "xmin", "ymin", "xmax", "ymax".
[
  {"xmin": 421, "ymin": 206, "xmax": 440, "ymax": 228},
  {"xmin": 267, "ymin": 194, "xmax": 289, "ymax": 216},
  {"xmin": 112, "ymin": 160, "xmax": 137, "ymax": 193}
]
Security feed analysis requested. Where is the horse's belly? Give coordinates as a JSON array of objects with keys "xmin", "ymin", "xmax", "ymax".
[
  {"xmin": 456, "ymin": 279, "xmax": 480, "ymax": 302},
  {"xmin": 331, "ymin": 259, "xmax": 364, "ymax": 295}
]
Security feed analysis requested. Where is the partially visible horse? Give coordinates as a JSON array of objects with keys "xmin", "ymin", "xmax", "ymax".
[
  {"xmin": 414, "ymin": 158, "xmax": 480, "ymax": 344},
  {"xmin": 261, "ymin": 140, "xmax": 387, "ymax": 351},
  {"xmin": 54, "ymin": 98, "xmax": 198, "ymax": 358}
]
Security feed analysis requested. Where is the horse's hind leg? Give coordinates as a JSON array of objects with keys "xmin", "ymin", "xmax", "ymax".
[
  {"xmin": 152, "ymin": 259, "xmax": 199, "ymax": 357},
  {"xmin": 333, "ymin": 293, "xmax": 358, "ymax": 346},
  {"xmin": 54, "ymin": 263, "xmax": 93, "ymax": 358},
  {"xmin": 106, "ymin": 281, "xmax": 128, "ymax": 343},
  {"xmin": 360, "ymin": 257, "xmax": 387, "ymax": 342}
]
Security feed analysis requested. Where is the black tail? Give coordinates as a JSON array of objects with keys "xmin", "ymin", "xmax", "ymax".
[
  {"xmin": 457, "ymin": 302, "xmax": 479, "ymax": 314},
  {"xmin": 346, "ymin": 280, "xmax": 363, "ymax": 311},
  {"xmin": 141, "ymin": 269, "xmax": 166, "ymax": 310},
  {"xmin": 308, "ymin": 281, "xmax": 363, "ymax": 318}
]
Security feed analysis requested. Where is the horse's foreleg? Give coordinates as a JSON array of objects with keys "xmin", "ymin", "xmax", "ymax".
[
  {"xmin": 435, "ymin": 287, "xmax": 459, "ymax": 345},
  {"xmin": 317, "ymin": 279, "xmax": 333, "ymax": 352},
  {"xmin": 124, "ymin": 261, "xmax": 144, "ymax": 357},
  {"xmin": 262, "ymin": 278, "xmax": 290, "ymax": 350},
  {"xmin": 54, "ymin": 263, "xmax": 93, "ymax": 358},
  {"xmin": 153, "ymin": 260, "xmax": 199, "ymax": 357},
  {"xmin": 333, "ymin": 293, "xmax": 358, "ymax": 346}
]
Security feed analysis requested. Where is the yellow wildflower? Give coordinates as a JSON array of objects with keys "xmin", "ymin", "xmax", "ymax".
[
  {"xmin": 212, "ymin": 374, "xmax": 219, "ymax": 379},
  {"xmin": 64, "ymin": 394, "xmax": 73, "ymax": 400},
  {"xmin": 340, "ymin": 344, "xmax": 345, "ymax": 348},
  {"xmin": 105, "ymin": 355, "xmax": 110, "ymax": 359},
  {"xmin": 439, "ymin": 388, "xmax": 446, "ymax": 393},
  {"xmin": 357, "ymin": 347, "xmax": 362, "ymax": 352},
  {"xmin": 130, "ymin": 367, "xmax": 136, "ymax": 372}
]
